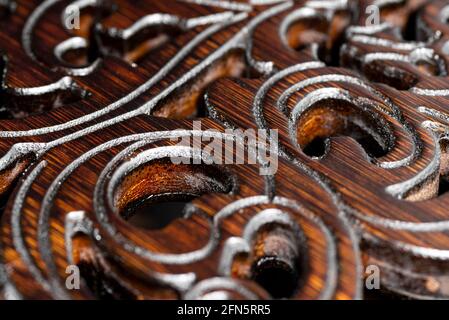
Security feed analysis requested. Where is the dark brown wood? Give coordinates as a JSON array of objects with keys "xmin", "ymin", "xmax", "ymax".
[{"xmin": 2, "ymin": 0, "xmax": 449, "ymax": 300}]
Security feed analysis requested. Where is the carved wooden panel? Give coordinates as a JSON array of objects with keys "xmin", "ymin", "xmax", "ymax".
[{"xmin": 2, "ymin": 0, "xmax": 449, "ymax": 300}]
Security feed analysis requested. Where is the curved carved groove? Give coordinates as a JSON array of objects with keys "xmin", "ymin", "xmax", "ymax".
[
  {"xmin": 365, "ymin": 59, "xmax": 421, "ymax": 91},
  {"xmin": 0, "ymin": 54, "xmax": 89, "ymax": 119},
  {"xmin": 114, "ymin": 157, "xmax": 236, "ymax": 229},
  {"xmin": 220, "ymin": 209, "xmax": 308, "ymax": 299},
  {"xmin": 62, "ymin": 0, "xmax": 117, "ymax": 37},
  {"xmin": 386, "ymin": 117, "xmax": 449, "ymax": 202},
  {"xmin": 295, "ymin": 98, "xmax": 394, "ymax": 159}
]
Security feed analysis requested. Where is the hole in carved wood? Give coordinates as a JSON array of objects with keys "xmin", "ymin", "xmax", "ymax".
[
  {"xmin": 72, "ymin": 233, "xmax": 178, "ymax": 299},
  {"xmin": 285, "ymin": 15, "xmax": 328, "ymax": 51},
  {"xmin": 252, "ymin": 256, "xmax": 299, "ymax": 299},
  {"xmin": 70, "ymin": 2, "xmax": 116, "ymax": 39},
  {"xmin": 283, "ymin": 10, "xmax": 350, "ymax": 66},
  {"xmin": 97, "ymin": 22, "xmax": 182, "ymax": 65},
  {"xmin": 0, "ymin": 88, "xmax": 87, "ymax": 119},
  {"xmin": 438, "ymin": 139, "xmax": 449, "ymax": 197},
  {"xmin": 57, "ymin": 1, "xmax": 116, "ymax": 68},
  {"xmin": 296, "ymin": 99, "xmax": 394, "ymax": 158},
  {"xmin": 302, "ymin": 137, "xmax": 327, "ymax": 157},
  {"xmin": 153, "ymin": 50, "xmax": 248, "ymax": 119},
  {"xmin": 362, "ymin": 60, "xmax": 420, "ymax": 91},
  {"xmin": 437, "ymin": 176, "xmax": 449, "ymax": 196},
  {"xmin": 379, "ymin": 1, "xmax": 410, "ymax": 30},
  {"xmin": 378, "ymin": 0, "xmax": 431, "ymax": 38},
  {"xmin": 122, "ymin": 194, "xmax": 197, "ymax": 230},
  {"xmin": 250, "ymin": 224, "xmax": 303, "ymax": 299},
  {"xmin": 1, "ymin": 54, "xmax": 89, "ymax": 118},
  {"xmin": 402, "ymin": 5, "xmax": 421, "ymax": 41},
  {"xmin": 114, "ymin": 158, "xmax": 235, "ymax": 230},
  {"xmin": 73, "ymin": 233, "xmax": 137, "ymax": 300},
  {"xmin": 0, "ymin": 0, "xmax": 15, "ymax": 18}
]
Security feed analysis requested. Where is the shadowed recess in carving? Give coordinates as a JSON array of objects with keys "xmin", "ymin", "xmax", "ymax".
[
  {"xmin": 339, "ymin": 1, "xmax": 447, "ymax": 91},
  {"xmin": 295, "ymin": 99, "xmax": 394, "ymax": 158},
  {"xmin": 5, "ymin": 0, "xmax": 449, "ymax": 301},
  {"xmin": 96, "ymin": 15, "xmax": 184, "ymax": 65},
  {"xmin": 281, "ymin": 7, "xmax": 351, "ymax": 66},
  {"xmin": 96, "ymin": 11, "xmax": 238, "ymax": 65},
  {"xmin": 153, "ymin": 49, "xmax": 250, "ymax": 119},
  {"xmin": 377, "ymin": 0, "xmax": 435, "ymax": 38},
  {"xmin": 250, "ymin": 223, "xmax": 303, "ymax": 299},
  {"xmin": 401, "ymin": 3, "xmax": 424, "ymax": 41},
  {"xmin": 227, "ymin": 212, "xmax": 307, "ymax": 299},
  {"xmin": 0, "ymin": 0, "xmax": 15, "ymax": 18},
  {"xmin": 0, "ymin": 55, "xmax": 89, "ymax": 119},
  {"xmin": 114, "ymin": 158, "xmax": 235, "ymax": 230},
  {"xmin": 0, "ymin": 156, "xmax": 28, "ymax": 218},
  {"xmin": 436, "ymin": 139, "xmax": 449, "ymax": 197},
  {"xmin": 55, "ymin": 0, "xmax": 116, "ymax": 68},
  {"xmin": 71, "ymin": 233, "xmax": 179, "ymax": 299},
  {"xmin": 360, "ymin": 50, "xmax": 447, "ymax": 91},
  {"xmin": 362, "ymin": 59, "xmax": 420, "ymax": 91}
]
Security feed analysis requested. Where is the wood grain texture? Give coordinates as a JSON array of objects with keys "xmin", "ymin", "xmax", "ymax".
[{"xmin": 1, "ymin": 0, "xmax": 449, "ymax": 300}]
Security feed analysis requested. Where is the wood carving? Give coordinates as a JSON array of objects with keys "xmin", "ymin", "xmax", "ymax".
[{"xmin": 2, "ymin": 0, "xmax": 449, "ymax": 300}]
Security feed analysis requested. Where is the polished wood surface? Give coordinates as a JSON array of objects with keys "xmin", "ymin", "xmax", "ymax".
[{"xmin": 1, "ymin": 0, "xmax": 449, "ymax": 300}]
